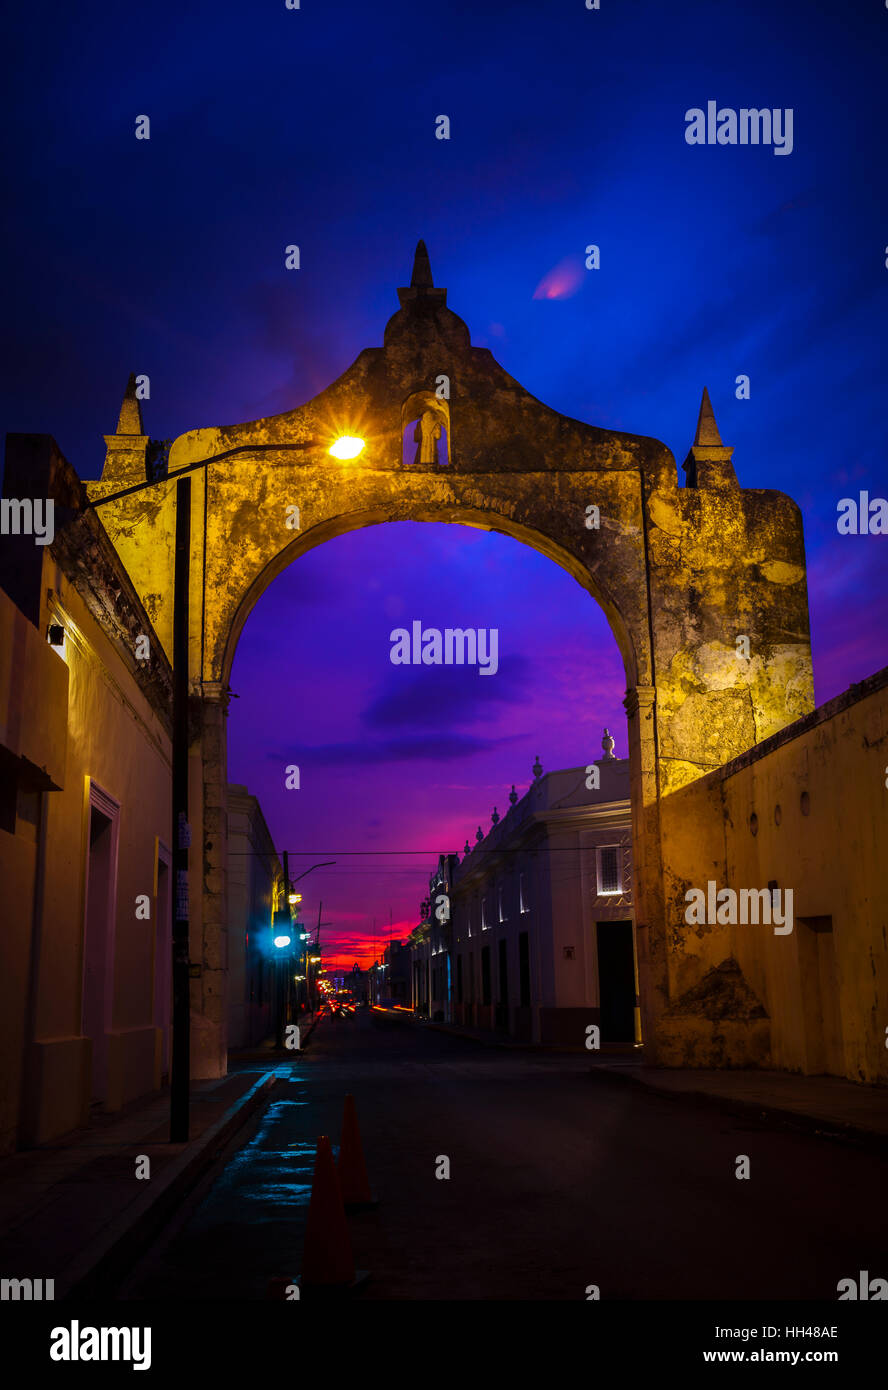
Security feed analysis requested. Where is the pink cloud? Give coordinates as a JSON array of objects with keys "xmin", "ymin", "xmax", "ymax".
[{"xmin": 532, "ymin": 256, "xmax": 585, "ymax": 300}]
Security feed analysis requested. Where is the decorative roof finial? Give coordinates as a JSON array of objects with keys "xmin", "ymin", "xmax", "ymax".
[
  {"xmin": 694, "ymin": 386, "xmax": 722, "ymax": 447},
  {"xmin": 509, "ymin": 784, "xmax": 518, "ymax": 806},
  {"xmin": 532, "ymin": 754, "xmax": 543, "ymax": 780},
  {"xmin": 491, "ymin": 806, "xmax": 499, "ymax": 825},
  {"xmin": 411, "ymin": 239, "xmax": 434, "ymax": 289},
  {"xmin": 475, "ymin": 826, "xmax": 484, "ymax": 843},
  {"xmin": 464, "ymin": 839, "xmax": 471, "ymax": 857},
  {"xmin": 682, "ymin": 386, "xmax": 736, "ymax": 489},
  {"xmin": 602, "ymin": 727, "xmax": 616, "ymax": 759},
  {"xmin": 116, "ymin": 372, "xmax": 144, "ymax": 436}
]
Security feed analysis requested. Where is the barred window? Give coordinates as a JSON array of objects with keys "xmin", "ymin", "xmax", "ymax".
[{"xmin": 597, "ymin": 845, "xmax": 621, "ymax": 896}]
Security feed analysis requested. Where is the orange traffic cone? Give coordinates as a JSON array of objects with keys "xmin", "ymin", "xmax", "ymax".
[
  {"xmin": 297, "ymin": 1135, "xmax": 369, "ymax": 1295},
  {"xmin": 337, "ymin": 1094, "xmax": 378, "ymax": 1210}
]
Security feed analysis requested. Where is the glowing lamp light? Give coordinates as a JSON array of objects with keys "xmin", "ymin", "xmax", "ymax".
[
  {"xmin": 273, "ymin": 934, "xmax": 292, "ymax": 949},
  {"xmin": 288, "ymin": 891, "xmax": 302, "ymax": 905},
  {"xmin": 328, "ymin": 436, "xmax": 365, "ymax": 460}
]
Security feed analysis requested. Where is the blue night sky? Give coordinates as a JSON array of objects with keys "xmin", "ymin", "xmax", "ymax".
[{"xmin": 2, "ymin": 1, "xmax": 886, "ymax": 967}]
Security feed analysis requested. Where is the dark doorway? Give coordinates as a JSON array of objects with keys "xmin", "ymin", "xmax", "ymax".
[
  {"xmin": 82, "ymin": 799, "xmax": 118, "ymax": 1102},
  {"xmin": 496, "ymin": 938, "xmax": 509, "ymax": 1029},
  {"xmin": 153, "ymin": 851, "xmax": 172, "ymax": 1078},
  {"xmin": 481, "ymin": 946, "xmax": 491, "ymax": 1006},
  {"xmin": 518, "ymin": 931, "xmax": 530, "ymax": 1007},
  {"xmin": 596, "ymin": 920, "xmax": 636, "ymax": 1043},
  {"xmin": 796, "ymin": 915, "xmax": 843, "ymax": 1075}
]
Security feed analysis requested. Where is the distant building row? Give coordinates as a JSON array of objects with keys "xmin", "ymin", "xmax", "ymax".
[{"xmin": 407, "ymin": 741, "xmax": 640, "ymax": 1049}]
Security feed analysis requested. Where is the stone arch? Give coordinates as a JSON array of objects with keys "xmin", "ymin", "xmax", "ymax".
[
  {"xmin": 219, "ymin": 505, "xmax": 641, "ymax": 692},
  {"xmin": 87, "ymin": 241, "xmax": 814, "ymax": 1079}
]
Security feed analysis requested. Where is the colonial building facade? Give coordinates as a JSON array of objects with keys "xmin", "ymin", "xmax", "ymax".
[
  {"xmin": 0, "ymin": 420, "xmax": 283, "ymax": 1154},
  {"xmin": 226, "ymin": 783, "xmax": 280, "ymax": 1050},
  {"xmin": 409, "ymin": 741, "xmax": 639, "ymax": 1047},
  {"xmin": 0, "ymin": 433, "xmax": 173, "ymax": 1152}
]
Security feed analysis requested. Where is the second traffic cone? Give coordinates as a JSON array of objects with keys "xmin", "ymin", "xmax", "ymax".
[
  {"xmin": 337, "ymin": 1094, "xmax": 377, "ymax": 1209},
  {"xmin": 298, "ymin": 1135, "xmax": 369, "ymax": 1295}
]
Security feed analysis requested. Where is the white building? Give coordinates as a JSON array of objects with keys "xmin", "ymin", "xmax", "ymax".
[
  {"xmin": 226, "ymin": 784, "xmax": 280, "ymax": 1049},
  {"xmin": 448, "ymin": 738, "xmax": 638, "ymax": 1047}
]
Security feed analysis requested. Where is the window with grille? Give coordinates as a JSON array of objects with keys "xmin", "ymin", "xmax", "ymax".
[{"xmin": 596, "ymin": 845, "xmax": 622, "ymax": 896}]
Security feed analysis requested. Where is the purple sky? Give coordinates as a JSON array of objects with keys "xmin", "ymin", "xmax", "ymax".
[{"xmin": 228, "ymin": 520, "xmax": 628, "ymax": 968}]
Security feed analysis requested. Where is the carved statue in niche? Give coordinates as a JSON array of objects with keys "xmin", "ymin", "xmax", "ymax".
[{"xmin": 413, "ymin": 408, "xmax": 442, "ymax": 466}]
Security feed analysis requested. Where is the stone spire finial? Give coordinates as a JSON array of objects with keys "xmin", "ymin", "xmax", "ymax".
[
  {"xmin": 116, "ymin": 373, "xmax": 144, "ymax": 436},
  {"xmin": 475, "ymin": 826, "xmax": 484, "ymax": 843},
  {"xmin": 411, "ymin": 239, "xmax": 434, "ymax": 289},
  {"xmin": 509, "ymin": 784, "xmax": 518, "ymax": 806},
  {"xmin": 694, "ymin": 386, "xmax": 722, "ymax": 448},
  {"xmin": 682, "ymin": 387, "xmax": 737, "ymax": 490},
  {"xmin": 99, "ymin": 373, "xmax": 149, "ymax": 485},
  {"xmin": 391, "ymin": 240, "xmax": 470, "ymax": 349},
  {"xmin": 532, "ymin": 754, "xmax": 543, "ymax": 780},
  {"xmin": 491, "ymin": 806, "xmax": 499, "ymax": 825},
  {"xmin": 601, "ymin": 727, "xmax": 616, "ymax": 759},
  {"xmin": 464, "ymin": 839, "xmax": 471, "ymax": 857}
]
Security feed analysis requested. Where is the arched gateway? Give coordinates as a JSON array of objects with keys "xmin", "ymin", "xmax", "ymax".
[{"xmin": 88, "ymin": 244, "xmax": 814, "ymax": 1077}]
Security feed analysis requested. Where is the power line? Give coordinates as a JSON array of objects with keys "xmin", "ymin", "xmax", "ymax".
[{"xmin": 227, "ymin": 844, "xmax": 627, "ymax": 855}]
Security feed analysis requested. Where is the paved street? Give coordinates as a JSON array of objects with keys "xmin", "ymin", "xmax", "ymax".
[{"xmin": 119, "ymin": 1011, "xmax": 888, "ymax": 1301}]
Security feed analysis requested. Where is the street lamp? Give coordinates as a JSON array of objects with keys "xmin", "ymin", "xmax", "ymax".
[{"xmin": 328, "ymin": 436, "xmax": 365, "ymax": 460}]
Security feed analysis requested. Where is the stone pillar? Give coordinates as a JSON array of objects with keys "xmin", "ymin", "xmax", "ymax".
[
  {"xmin": 191, "ymin": 681, "xmax": 230, "ymax": 1079},
  {"xmin": 624, "ymin": 684, "xmax": 667, "ymax": 1059}
]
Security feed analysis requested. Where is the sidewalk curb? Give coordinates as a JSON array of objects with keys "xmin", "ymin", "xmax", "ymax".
[
  {"xmin": 62, "ymin": 1070, "xmax": 278, "ymax": 1299},
  {"xmin": 588, "ymin": 1064, "xmax": 888, "ymax": 1155}
]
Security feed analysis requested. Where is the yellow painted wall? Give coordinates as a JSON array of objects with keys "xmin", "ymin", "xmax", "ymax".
[
  {"xmin": 0, "ymin": 559, "xmax": 172, "ymax": 1150},
  {"xmin": 0, "ymin": 588, "xmax": 68, "ymax": 1153},
  {"xmin": 658, "ymin": 669, "xmax": 888, "ymax": 1082}
]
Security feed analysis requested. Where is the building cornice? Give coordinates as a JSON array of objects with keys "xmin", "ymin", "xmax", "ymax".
[{"xmin": 50, "ymin": 502, "xmax": 174, "ymax": 732}]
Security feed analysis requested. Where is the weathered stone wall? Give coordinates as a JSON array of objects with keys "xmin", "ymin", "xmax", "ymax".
[{"xmin": 658, "ymin": 667, "xmax": 888, "ymax": 1081}]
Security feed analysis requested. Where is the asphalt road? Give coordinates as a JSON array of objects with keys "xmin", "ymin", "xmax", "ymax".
[{"xmin": 119, "ymin": 1010, "xmax": 888, "ymax": 1301}]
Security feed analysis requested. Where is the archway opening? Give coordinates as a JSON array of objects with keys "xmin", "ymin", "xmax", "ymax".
[{"xmin": 224, "ymin": 517, "xmax": 641, "ymax": 1051}]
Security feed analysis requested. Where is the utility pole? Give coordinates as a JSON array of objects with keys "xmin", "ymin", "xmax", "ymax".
[
  {"xmin": 170, "ymin": 476, "xmax": 191, "ymax": 1142},
  {"xmin": 274, "ymin": 851, "xmax": 291, "ymax": 1050}
]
